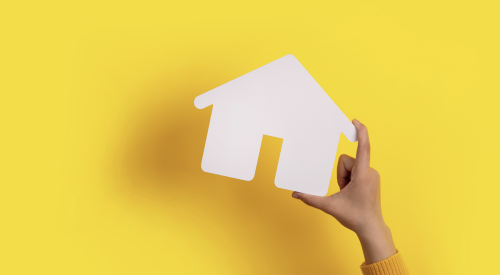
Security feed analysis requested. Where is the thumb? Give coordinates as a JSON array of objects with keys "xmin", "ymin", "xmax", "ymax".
[{"xmin": 292, "ymin": 192, "xmax": 328, "ymax": 210}]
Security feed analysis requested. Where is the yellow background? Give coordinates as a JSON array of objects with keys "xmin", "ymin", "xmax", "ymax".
[{"xmin": 1, "ymin": 1, "xmax": 499, "ymax": 274}]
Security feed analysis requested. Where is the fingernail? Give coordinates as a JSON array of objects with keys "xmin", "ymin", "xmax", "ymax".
[
  {"xmin": 353, "ymin": 119, "xmax": 359, "ymax": 124},
  {"xmin": 292, "ymin": 192, "xmax": 300, "ymax": 199}
]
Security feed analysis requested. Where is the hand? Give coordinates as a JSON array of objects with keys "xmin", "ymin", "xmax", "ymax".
[{"xmin": 292, "ymin": 119, "xmax": 397, "ymax": 264}]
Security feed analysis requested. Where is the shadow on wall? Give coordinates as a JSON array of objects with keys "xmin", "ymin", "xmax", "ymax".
[{"xmin": 116, "ymin": 80, "xmax": 354, "ymax": 274}]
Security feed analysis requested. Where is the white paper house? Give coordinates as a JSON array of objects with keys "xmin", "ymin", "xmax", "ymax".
[{"xmin": 195, "ymin": 55, "xmax": 357, "ymax": 196}]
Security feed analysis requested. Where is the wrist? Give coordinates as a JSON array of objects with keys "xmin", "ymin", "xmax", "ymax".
[{"xmin": 355, "ymin": 218, "xmax": 389, "ymax": 241}]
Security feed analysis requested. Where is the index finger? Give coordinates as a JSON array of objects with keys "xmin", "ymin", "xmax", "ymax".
[{"xmin": 352, "ymin": 119, "xmax": 370, "ymax": 170}]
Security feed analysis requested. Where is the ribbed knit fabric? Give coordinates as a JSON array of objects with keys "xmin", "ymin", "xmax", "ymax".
[{"xmin": 360, "ymin": 251, "xmax": 409, "ymax": 275}]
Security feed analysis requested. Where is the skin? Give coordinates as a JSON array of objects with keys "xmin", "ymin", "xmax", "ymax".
[{"xmin": 292, "ymin": 119, "xmax": 397, "ymax": 264}]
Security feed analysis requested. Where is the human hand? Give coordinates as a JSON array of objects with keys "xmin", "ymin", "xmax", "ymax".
[{"xmin": 292, "ymin": 119, "xmax": 397, "ymax": 264}]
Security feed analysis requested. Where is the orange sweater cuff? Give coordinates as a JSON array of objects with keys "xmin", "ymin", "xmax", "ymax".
[{"xmin": 360, "ymin": 251, "xmax": 409, "ymax": 275}]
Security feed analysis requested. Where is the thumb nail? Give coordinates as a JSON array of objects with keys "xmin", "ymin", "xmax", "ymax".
[{"xmin": 292, "ymin": 192, "xmax": 300, "ymax": 199}]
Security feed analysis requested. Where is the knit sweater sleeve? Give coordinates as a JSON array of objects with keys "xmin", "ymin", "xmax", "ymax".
[{"xmin": 360, "ymin": 251, "xmax": 409, "ymax": 275}]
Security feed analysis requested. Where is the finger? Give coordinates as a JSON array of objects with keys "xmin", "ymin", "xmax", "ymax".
[
  {"xmin": 337, "ymin": 154, "xmax": 356, "ymax": 190},
  {"xmin": 352, "ymin": 119, "xmax": 370, "ymax": 170},
  {"xmin": 292, "ymin": 192, "xmax": 328, "ymax": 210}
]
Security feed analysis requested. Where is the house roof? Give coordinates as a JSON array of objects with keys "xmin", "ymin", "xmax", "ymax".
[
  {"xmin": 194, "ymin": 87, "xmax": 221, "ymax": 109},
  {"xmin": 194, "ymin": 54, "xmax": 297, "ymax": 109}
]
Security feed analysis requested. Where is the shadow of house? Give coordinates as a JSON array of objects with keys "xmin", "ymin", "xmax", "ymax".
[{"xmin": 117, "ymin": 63, "xmax": 358, "ymax": 274}]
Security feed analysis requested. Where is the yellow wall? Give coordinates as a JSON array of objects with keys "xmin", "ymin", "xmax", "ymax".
[{"xmin": 1, "ymin": 1, "xmax": 499, "ymax": 274}]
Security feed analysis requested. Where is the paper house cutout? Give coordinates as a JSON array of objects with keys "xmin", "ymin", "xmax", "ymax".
[{"xmin": 195, "ymin": 54, "xmax": 357, "ymax": 196}]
